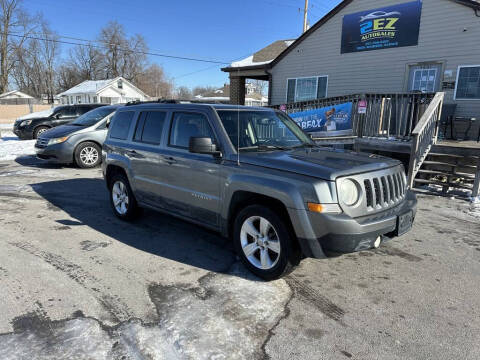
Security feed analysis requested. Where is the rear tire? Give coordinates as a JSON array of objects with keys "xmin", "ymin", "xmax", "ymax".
[
  {"xmin": 233, "ymin": 205, "xmax": 299, "ymax": 280},
  {"xmin": 33, "ymin": 126, "xmax": 49, "ymax": 139},
  {"xmin": 75, "ymin": 142, "xmax": 102, "ymax": 168},
  {"xmin": 109, "ymin": 173, "xmax": 140, "ymax": 221}
]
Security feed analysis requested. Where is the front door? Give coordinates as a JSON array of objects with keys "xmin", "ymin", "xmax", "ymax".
[
  {"xmin": 159, "ymin": 111, "xmax": 222, "ymax": 227},
  {"xmin": 50, "ymin": 106, "xmax": 77, "ymax": 126}
]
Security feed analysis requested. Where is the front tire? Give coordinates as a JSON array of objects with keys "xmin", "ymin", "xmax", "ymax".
[
  {"xmin": 33, "ymin": 126, "xmax": 49, "ymax": 139},
  {"xmin": 75, "ymin": 142, "xmax": 101, "ymax": 168},
  {"xmin": 233, "ymin": 205, "xmax": 299, "ymax": 280},
  {"xmin": 109, "ymin": 173, "xmax": 140, "ymax": 221}
]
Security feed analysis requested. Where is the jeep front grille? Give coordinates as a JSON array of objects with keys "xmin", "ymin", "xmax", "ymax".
[
  {"xmin": 337, "ymin": 165, "xmax": 407, "ymax": 218},
  {"xmin": 363, "ymin": 172, "xmax": 405, "ymax": 210}
]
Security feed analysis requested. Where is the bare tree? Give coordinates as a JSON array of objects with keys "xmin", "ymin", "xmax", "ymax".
[
  {"xmin": 135, "ymin": 63, "xmax": 173, "ymax": 98},
  {"xmin": 99, "ymin": 21, "xmax": 148, "ymax": 82},
  {"xmin": 11, "ymin": 19, "xmax": 59, "ymax": 101},
  {"xmin": 175, "ymin": 86, "xmax": 192, "ymax": 100},
  {"xmin": 56, "ymin": 64, "xmax": 80, "ymax": 92},
  {"xmin": 192, "ymin": 85, "xmax": 218, "ymax": 97},
  {"xmin": 0, "ymin": 0, "xmax": 36, "ymax": 93},
  {"xmin": 68, "ymin": 43, "xmax": 104, "ymax": 81}
]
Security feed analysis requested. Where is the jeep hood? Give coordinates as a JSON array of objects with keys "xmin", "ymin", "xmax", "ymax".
[{"xmin": 238, "ymin": 147, "xmax": 402, "ymax": 181}]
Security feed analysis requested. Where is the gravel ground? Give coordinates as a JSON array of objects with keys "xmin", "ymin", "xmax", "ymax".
[{"xmin": 0, "ymin": 155, "xmax": 479, "ymax": 360}]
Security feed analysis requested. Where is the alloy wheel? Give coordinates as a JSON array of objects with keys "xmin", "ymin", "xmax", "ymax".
[
  {"xmin": 80, "ymin": 146, "xmax": 99, "ymax": 166},
  {"xmin": 240, "ymin": 216, "xmax": 281, "ymax": 270},
  {"xmin": 112, "ymin": 180, "xmax": 129, "ymax": 215}
]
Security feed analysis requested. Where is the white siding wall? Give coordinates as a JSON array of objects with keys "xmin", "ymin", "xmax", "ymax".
[{"xmin": 270, "ymin": 0, "xmax": 480, "ymax": 117}]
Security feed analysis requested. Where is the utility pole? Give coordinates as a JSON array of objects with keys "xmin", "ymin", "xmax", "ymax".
[{"xmin": 303, "ymin": 0, "xmax": 309, "ymax": 33}]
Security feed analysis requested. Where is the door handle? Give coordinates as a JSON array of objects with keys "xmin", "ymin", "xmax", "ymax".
[
  {"xmin": 126, "ymin": 149, "xmax": 142, "ymax": 158},
  {"xmin": 163, "ymin": 156, "xmax": 177, "ymax": 165}
]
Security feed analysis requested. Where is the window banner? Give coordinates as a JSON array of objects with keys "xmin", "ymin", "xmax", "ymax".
[
  {"xmin": 341, "ymin": 1, "xmax": 422, "ymax": 54},
  {"xmin": 289, "ymin": 102, "xmax": 353, "ymax": 137}
]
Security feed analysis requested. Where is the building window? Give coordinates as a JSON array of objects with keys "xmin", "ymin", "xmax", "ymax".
[
  {"xmin": 412, "ymin": 68, "xmax": 437, "ymax": 92},
  {"xmin": 455, "ymin": 65, "xmax": 480, "ymax": 100},
  {"xmin": 286, "ymin": 76, "xmax": 328, "ymax": 103},
  {"xmin": 76, "ymin": 95, "xmax": 82, "ymax": 104},
  {"xmin": 118, "ymin": 79, "xmax": 123, "ymax": 89},
  {"xmin": 93, "ymin": 96, "xmax": 97, "ymax": 103}
]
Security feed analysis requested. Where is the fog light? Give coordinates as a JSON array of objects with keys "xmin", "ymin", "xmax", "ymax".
[{"xmin": 373, "ymin": 236, "xmax": 381, "ymax": 248}]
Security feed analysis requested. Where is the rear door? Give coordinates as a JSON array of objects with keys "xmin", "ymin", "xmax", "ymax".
[
  {"xmin": 158, "ymin": 111, "xmax": 222, "ymax": 226},
  {"xmin": 126, "ymin": 110, "xmax": 169, "ymax": 206}
]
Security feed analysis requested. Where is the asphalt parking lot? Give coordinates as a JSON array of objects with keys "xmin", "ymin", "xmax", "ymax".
[{"xmin": 0, "ymin": 156, "xmax": 479, "ymax": 360}]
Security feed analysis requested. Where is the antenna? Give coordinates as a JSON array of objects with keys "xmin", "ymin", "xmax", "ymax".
[{"xmin": 237, "ymin": 68, "xmax": 240, "ymax": 166}]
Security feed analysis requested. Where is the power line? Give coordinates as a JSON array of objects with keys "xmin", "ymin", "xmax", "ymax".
[{"xmin": 3, "ymin": 32, "xmax": 231, "ymax": 65}]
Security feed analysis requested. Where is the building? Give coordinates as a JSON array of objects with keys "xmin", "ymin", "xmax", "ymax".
[
  {"xmin": 222, "ymin": 39, "xmax": 295, "ymax": 105},
  {"xmin": 223, "ymin": 0, "xmax": 480, "ymax": 126},
  {"xmin": 193, "ymin": 84, "xmax": 268, "ymax": 106},
  {"xmin": 57, "ymin": 77, "xmax": 149, "ymax": 105},
  {"xmin": 0, "ymin": 90, "xmax": 34, "ymax": 104}
]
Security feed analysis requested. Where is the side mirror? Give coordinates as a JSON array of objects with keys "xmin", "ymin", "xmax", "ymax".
[
  {"xmin": 189, "ymin": 137, "xmax": 221, "ymax": 157},
  {"xmin": 55, "ymin": 113, "xmax": 62, "ymax": 119}
]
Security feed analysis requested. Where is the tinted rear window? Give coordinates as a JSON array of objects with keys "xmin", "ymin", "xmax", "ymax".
[
  {"xmin": 110, "ymin": 111, "xmax": 135, "ymax": 140},
  {"xmin": 133, "ymin": 111, "xmax": 166, "ymax": 145}
]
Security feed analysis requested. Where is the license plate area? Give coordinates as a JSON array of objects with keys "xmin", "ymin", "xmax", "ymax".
[{"xmin": 396, "ymin": 210, "xmax": 413, "ymax": 236}]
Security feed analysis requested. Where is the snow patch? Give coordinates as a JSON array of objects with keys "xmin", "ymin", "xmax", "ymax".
[
  {"xmin": 0, "ymin": 132, "xmax": 35, "ymax": 161},
  {"xmin": 469, "ymin": 196, "xmax": 480, "ymax": 218}
]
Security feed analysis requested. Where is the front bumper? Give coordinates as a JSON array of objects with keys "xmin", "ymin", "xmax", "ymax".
[
  {"xmin": 13, "ymin": 124, "xmax": 34, "ymax": 140},
  {"xmin": 290, "ymin": 190, "xmax": 417, "ymax": 258},
  {"xmin": 35, "ymin": 141, "xmax": 75, "ymax": 164}
]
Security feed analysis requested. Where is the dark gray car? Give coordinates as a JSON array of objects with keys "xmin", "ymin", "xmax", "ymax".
[
  {"xmin": 35, "ymin": 105, "xmax": 122, "ymax": 168},
  {"xmin": 102, "ymin": 103, "xmax": 417, "ymax": 280}
]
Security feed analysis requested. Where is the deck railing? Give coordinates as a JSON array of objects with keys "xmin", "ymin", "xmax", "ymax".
[
  {"xmin": 407, "ymin": 92, "xmax": 445, "ymax": 187},
  {"xmin": 271, "ymin": 92, "xmax": 435, "ymax": 139}
]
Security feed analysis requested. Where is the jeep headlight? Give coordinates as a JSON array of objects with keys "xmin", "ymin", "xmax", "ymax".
[
  {"xmin": 20, "ymin": 120, "xmax": 32, "ymax": 127},
  {"xmin": 48, "ymin": 136, "xmax": 69, "ymax": 145},
  {"xmin": 338, "ymin": 179, "xmax": 360, "ymax": 206}
]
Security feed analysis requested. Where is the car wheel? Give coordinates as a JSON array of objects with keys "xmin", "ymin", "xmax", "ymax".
[
  {"xmin": 109, "ymin": 173, "xmax": 140, "ymax": 221},
  {"xmin": 75, "ymin": 142, "xmax": 101, "ymax": 168},
  {"xmin": 33, "ymin": 126, "xmax": 49, "ymax": 139},
  {"xmin": 233, "ymin": 205, "xmax": 299, "ymax": 280}
]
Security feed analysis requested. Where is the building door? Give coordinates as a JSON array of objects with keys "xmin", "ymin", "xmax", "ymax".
[{"xmin": 407, "ymin": 63, "xmax": 442, "ymax": 93}]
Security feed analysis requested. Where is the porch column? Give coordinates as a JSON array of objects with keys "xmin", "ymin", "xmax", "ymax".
[{"xmin": 230, "ymin": 75, "xmax": 245, "ymax": 105}]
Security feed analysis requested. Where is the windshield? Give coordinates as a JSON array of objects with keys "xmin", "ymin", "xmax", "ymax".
[
  {"xmin": 216, "ymin": 110, "xmax": 313, "ymax": 151},
  {"xmin": 70, "ymin": 107, "xmax": 117, "ymax": 127}
]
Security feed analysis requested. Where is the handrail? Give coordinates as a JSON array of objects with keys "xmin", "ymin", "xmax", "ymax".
[
  {"xmin": 407, "ymin": 92, "xmax": 445, "ymax": 187},
  {"xmin": 411, "ymin": 92, "xmax": 445, "ymax": 135}
]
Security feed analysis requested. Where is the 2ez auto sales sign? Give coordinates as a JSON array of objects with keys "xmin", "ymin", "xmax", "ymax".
[{"xmin": 341, "ymin": 1, "xmax": 422, "ymax": 54}]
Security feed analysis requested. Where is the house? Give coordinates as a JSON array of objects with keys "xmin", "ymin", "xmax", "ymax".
[
  {"xmin": 223, "ymin": 0, "xmax": 480, "ymax": 137},
  {"xmin": 0, "ymin": 90, "xmax": 35, "ymax": 104},
  {"xmin": 194, "ymin": 84, "xmax": 268, "ymax": 106},
  {"xmin": 57, "ymin": 77, "xmax": 149, "ymax": 105}
]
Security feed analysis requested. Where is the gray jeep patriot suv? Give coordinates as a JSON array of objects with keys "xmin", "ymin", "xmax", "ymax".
[{"xmin": 102, "ymin": 103, "xmax": 417, "ymax": 280}]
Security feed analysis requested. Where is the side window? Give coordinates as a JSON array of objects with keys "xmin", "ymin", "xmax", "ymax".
[
  {"xmin": 169, "ymin": 112, "xmax": 215, "ymax": 148},
  {"xmin": 56, "ymin": 107, "xmax": 76, "ymax": 118},
  {"xmin": 133, "ymin": 111, "xmax": 166, "ymax": 145},
  {"xmin": 76, "ymin": 106, "xmax": 91, "ymax": 115},
  {"xmin": 110, "ymin": 111, "xmax": 135, "ymax": 140}
]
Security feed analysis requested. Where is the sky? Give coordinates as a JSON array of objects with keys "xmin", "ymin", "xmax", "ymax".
[{"xmin": 25, "ymin": 0, "xmax": 342, "ymax": 90}]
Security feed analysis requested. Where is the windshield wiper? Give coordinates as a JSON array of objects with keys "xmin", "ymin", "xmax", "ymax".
[
  {"xmin": 292, "ymin": 143, "xmax": 317, "ymax": 149},
  {"xmin": 239, "ymin": 144, "xmax": 290, "ymax": 151}
]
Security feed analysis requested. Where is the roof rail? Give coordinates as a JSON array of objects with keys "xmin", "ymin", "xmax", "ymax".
[{"xmin": 125, "ymin": 99, "xmax": 189, "ymax": 106}]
